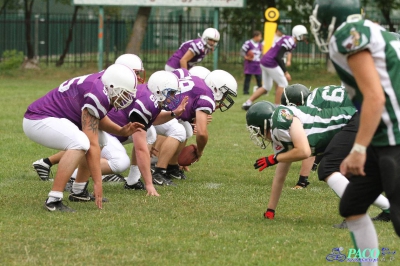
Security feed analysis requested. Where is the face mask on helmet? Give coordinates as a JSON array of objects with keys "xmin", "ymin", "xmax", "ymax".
[
  {"xmin": 309, "ymin": 0, "xmax": 362, "ymax": 53},
  {"xmin": 281, "ymin": 84, "xmax": 311, "ymax": 106},
  {"xmin": 200, "ymin": 28, "xmax": 220, "ymax": 49},
  {"xmin": 101, "ymin": 64, "xmax": 138, "ymax": 110},
  {"xmin": 204, "ymin": 70, "xmax": 237, "ymax": 112},
  {"xmin": 115, "ymin": 54, "xmax": 146, "ymax": 84},
  {"xmin": 245, "ymin": 101, "xmax": 276, "ymax": 149},
  {"xmin": 147, "ymin": 70, "xmax": 181, "ymax": 110}
]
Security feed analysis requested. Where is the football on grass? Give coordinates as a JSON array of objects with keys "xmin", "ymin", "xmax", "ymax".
[{"xmin": 178, "ymin": 144, "xmax": 198, "ymax": 166}]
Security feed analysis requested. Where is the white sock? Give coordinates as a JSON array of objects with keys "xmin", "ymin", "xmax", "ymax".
[
  {"xmin": 347, "ymin": 215, "xmax": 378, "ymax": 266},
  {"xmin": 126, "ymin": 165, "xmax": 140, "ymax": 185},
  {"xmin": 327, "ymin": 173, "xmax": 390, "ymax": 211},
  {"xmin": 47, "ymin": 191, "xmax": 63, "ymax": 203},
  {"xmin": 372, "ymin": 195, "xmax": 390, "ymax": 211},
  {"xmin": 326, "ymin": 172, "xmax": 349, "ymax": 197},
  {"xmin": 245, "ymin": 100, "xmax": 252, "ymax": 105},
  {"xmin": 72, "ymin": 181, "xmax": 87, "ymax": 194}
]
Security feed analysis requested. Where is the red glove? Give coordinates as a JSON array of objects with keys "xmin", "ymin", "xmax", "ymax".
[
  {"xmin": 254, "ymin": 155, "xmax": 278, "ymax": 171},
  {"xmin": 264, "ymin": 209, "xmax": 275, "ymax": 220}
]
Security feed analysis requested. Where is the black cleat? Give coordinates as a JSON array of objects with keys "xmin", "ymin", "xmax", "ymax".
[
  {"xmin": 32, "ymin": 159, "xmax": 52, "ymax": 181},
  {"xmin": 124, "ymin": 180, "xmax": 145, "ymax": 190},
  {"xmin": 291, "ymin": 181, "xmax": 310, "ymax": 189},
  {"xmin": 69, "ymin": 182, "xmax": 108, "ymax": 202},
  {"xmin": 371, "ymin": 211, "xmax": 391, "ymax": 222},
  {"xmin": 167, "ymin": 168, "xmax": 187, "ymax": 180},
  {"xmin": 152, "ymin": 172, "xmax": 177, "ymax": 186},
  {"xmin": 64, "ymin": 177, "xmax": 75, "ymax": 192},
  {"xmin": 333, "ymin": 220, "xmax": 347, "ymax": 229},
  {"xmin": 44, "ymin": 199, "xmax": 75, "ymax": 212},
  {"xmin": 102, "ymin": 174, "xmax": 125, "ymax": 182}
]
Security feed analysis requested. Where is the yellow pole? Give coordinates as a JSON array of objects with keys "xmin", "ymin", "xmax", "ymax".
[{"xmin": 263, "ymin": 7, "xmax": 280, "ymax": 54}]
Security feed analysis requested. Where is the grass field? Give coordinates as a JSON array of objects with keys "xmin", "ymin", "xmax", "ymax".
[{"xmin": 0, "ymin": 65, "xmax": 397, "ymax": 265}]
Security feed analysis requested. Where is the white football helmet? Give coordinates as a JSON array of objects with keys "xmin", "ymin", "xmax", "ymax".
[
  {"xmin": 204, "ymin": 70, "xmax": 237, "ymax": 112},
  {"xmin": 115, "ymin": 54, "xmax": 145, "ymax": 84},
  {"xmin": 101, "ymin": 64, "xmax": 137, "ymax": 110},
  {"xmin": 189, "ymin": 66, "xmax": 211, "ymax": 80},
  {"xmin": 147, "ymin": 70, "xmax": 180, "ymax": 109},
  {"xmin": 201, "ymin": 28, "xmax": 220, "ymax": 49},
  {"xmin": 292, "ymin": 25, "xmax": 308, "ymax": 41}
]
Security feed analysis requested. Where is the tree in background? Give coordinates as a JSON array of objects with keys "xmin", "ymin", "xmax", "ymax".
[
  {"xmin": 362, "ymin": 0, "xmax": 400, "ymax": 31},
  {"xmin": 125, "ymin": 7, "xmax": 152, "ymax": 55}
]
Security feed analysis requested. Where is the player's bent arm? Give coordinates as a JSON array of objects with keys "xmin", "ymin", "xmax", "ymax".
[
  {"xmin": 348, "ymin": 50, "xmax": 384, "ymax": 147},
  {"xmin": 81, "ymin": 108, "xmax": 103, "ymax": 208},
  {"xmin": 194, "ymin": 110, "xmax": 209, "ymax": 156},
  {"xmin": 276, "ymin": 117, "xmax": 311, "ymax": 163},
  {"xmin": 179, "ymin": 50, "xmax": 195, "ymax": 69},
  {"xmin": 132, "ymin": 129, "xmax": 159, "ymax": 196},
  {"xmin": 99, "ymin": 115, "xmax": 144, "ymax": 137}
]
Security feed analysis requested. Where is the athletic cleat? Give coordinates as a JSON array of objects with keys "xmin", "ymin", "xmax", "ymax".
[
  {"xmin": 167, "ymin": 169, "xmax": 187, "ymax": 180},
  {"xmin": 333, "ymin": 220, "xmax": 347, "ymax": 229},
  {"xmin": 152, "ymin": 172, "xmax": 177, "ymax": 186},
  {"xmin": 291, "ymin": 181, "xmax": 310, "ymax": 190},
  {"xmin": 124, "ymin": 180, "xmax": 145, "ymax": 190},
  {"xmin": 371, "ymin": 211, "xmax": 391, "ymax": 222},
  {"xmin": 102, "ymin": 174, "xmax": 125, "ymax": 182},
  {"xmin": 150, "ymin": 164, "xmax": 156, "ymax": 174},
  {"xmin": 64, "ymin": 177, "xmax": 75, "ymax": 192},
  {"xmin": 69, "ymin": 186, "xmax": 108, "ymax": 202},
  {"xmin": 44, "ymin": 199, "xmax": 75, "ymax": 212},
  {"xmin": 32, "ymin": 159, "xmax": 52, "ymax": 181},
  {"xmin": 242, "ymin": 102, "xmax": 251, "ymax": 111}
]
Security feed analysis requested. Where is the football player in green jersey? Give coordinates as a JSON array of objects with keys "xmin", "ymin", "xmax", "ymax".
[
  {"xmin": 311, "ymin": 0, "xmax": 400, "ymax": 255},
  {"xmin": 246, "ymin": 100, "xmax": 360, "ymax": 221},
  {"xmin": 281, "ymin": 84, "xmax": 391, "ymax": 228}
]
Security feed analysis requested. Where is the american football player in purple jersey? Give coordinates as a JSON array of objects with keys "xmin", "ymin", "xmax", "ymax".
[
  {"xmin": 242, "ymin": 25, "xmax": 308, "ymax": 108},
  {"xmin": 23, "ymin": 64, "xmax": 143, "ymax": 212},
  {"xmin": 165, "ymin": 28, "xmax": 220, "ymax": 71},
  {"xmin": 151, "ymin": 68, "xmax": 237, "ymax": 186}
]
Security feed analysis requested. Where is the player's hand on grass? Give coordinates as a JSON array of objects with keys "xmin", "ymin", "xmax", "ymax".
[{"xmin": 93, "ymin": 182, "xmax": 103, "ymax": 209}]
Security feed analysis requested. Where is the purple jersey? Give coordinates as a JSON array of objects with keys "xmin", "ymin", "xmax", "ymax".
[
  {"xmin": 260, "ymin": 36, "xmax": 296, "ymax": 68},
  {"xmin": 24, "ymin": 71, "xmax": 112, "ymax": 129},
  {"xmin": 172, "ymin": 68, "xmax": 215, "ymax": 122},
  {"xmin": 107, "ymin": 84, "xmax": 161, "ymax": 143},
  {"xmin": 241, "ymin": 39, "xmax": 262, "ymax": 75},
  {"xmin": 166, "ymin": 38, "xmax": 211, "ymax": 69}
]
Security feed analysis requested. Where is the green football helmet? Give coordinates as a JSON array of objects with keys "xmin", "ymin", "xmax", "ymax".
[
  {"xmin": 309, "ymin": 0, "xmax": 362, "ymax": 53},
  {"xmin": 281, "ymin": 84, "xmax": 311, "ymax": 106},
  {"xmin": 245, "ymin": 101, "xmax": 276, "ymax": 149}
]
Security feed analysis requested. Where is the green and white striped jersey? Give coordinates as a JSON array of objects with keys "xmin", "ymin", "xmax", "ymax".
[
  {"xmin": 270, "ymin": 105, "xmax": 356, "ymax": 156},
  {"xmin": 307, "ymin": 85, "xmax": 354, "ymax": 108},
  {"xmin": 329, "ymin": 19, "xmax": 400, "ymax": 146}
]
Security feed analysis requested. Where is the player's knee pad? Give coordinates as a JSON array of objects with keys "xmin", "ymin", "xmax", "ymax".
[
  {"xmin": 180, "ymin": 121, "xmax": 193, "ymax": 139},
  {"xmin": 98, "ymin": 130, "xmax": 108, "ymax": 148},
  {"xmin": 146, "ymin": 126, "xmax": 157, "ymax": 145},
  {"xmin": 68, "ymin": 131, "xmax": 90, "ymax": 151},
  {"xmin": 164, "ymin": 123, "xmax": 186, "ymax": 142},
  {"xmin": 108, "ymin": 153, "xmax": 130, "ymax": 173}
]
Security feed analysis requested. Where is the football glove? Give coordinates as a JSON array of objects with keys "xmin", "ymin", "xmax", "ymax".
[
  {"xmin": 254, "ymin": 154, "xmax": 278, "ymax": 171},
  {"xmin": 264, "ymin": 208, "xmax": 275, "ymax": 220}
]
